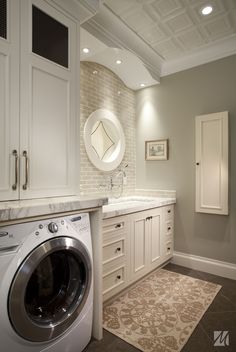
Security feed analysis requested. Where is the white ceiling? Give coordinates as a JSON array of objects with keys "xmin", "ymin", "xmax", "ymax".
[
  {"xmin": 104, "ymin": 0, "xmax": 236, "ymax": 61},
  {"xmin": 80, "ymin": 28, "xmax": 159, "ymax": 90},
  {"xmin": 81, "ymin": 0, "xmax": 236, "ymax": 88}
]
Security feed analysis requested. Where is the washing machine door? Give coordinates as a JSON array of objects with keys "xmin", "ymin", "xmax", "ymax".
[{"xmin": 8, "ymin": 237, "xmax": 92, "ymax": 342}]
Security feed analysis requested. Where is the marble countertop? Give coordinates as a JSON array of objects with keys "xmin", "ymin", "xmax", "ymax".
[
  {"xmin": 0, "ymin": 195, "xmax": 108, "ymax": 223},
  {"xmin": 102, "ymin": 196, "xmax": 176, "ymax": 219}
]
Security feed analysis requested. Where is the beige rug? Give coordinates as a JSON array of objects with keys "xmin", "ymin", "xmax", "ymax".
[{"xmin": 103, "ymin": 269, "xmax": 221, "ymax": 352}]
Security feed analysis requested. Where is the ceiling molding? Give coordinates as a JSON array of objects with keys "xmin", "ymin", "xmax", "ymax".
[
  {"xmin": 51, "ymin": 0, "xmax": 101, "ymax": 23},
  {"xmin": 80, "ymin": 28, "xmax": 159, "ymax": 90},
  {"xmin": 161, "ymin": 35, "xmax": 236, "ymax": 76},
  {"xmin": 82, "ymin": 3, "xmax": 163, "ymax": 82}
]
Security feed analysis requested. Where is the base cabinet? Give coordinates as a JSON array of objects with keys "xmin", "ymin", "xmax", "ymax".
[
  {"xmin": 130, "ymin": 208, "xmax": 162, "ymax": 283},
  {"xmin": 102, "ymin": 205, "xmax": 174, "ymax": 301}
]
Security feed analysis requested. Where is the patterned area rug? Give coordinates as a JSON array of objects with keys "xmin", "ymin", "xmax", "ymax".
[{"xmin": 103, "ymin": 269, "xmax": 221, "ymax": 352}]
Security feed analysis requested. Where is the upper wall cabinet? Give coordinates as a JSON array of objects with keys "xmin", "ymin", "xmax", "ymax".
[
  {"xmin": 0, "ymin": 0, "xmax": 78, "ymax": 201},
  {"xmin": 195, "ymin": 111, "xmax": 229, "ymax": 215}
]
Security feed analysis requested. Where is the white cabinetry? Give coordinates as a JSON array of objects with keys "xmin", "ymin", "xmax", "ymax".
[
  {"xmin": 195, "ymin": 111, "xmax": 228, "ymax": 215},
  {"xmin": 130, "ymin": 208, "xmax": 161, "ymax": 282},
  {"xmin": 0, "ymin": 0, "xmax": 78, "ymax": 201},
  {"xmin": 163, "ymin": 205, "xmax": 174, "ymax": 259},
  {"xmin": 102, "ymin": 216, "xmax": 129, "ymax": 301},
  {"xmin": 0, "ymin": 1, "xmax": 20, "ymax": 201},
  {"xmin": 102, "ymin": 205, "xmax": 174, "ymax": 301}
]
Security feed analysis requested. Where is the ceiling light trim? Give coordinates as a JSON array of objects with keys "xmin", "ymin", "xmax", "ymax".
[{"xmin": 200, "ymin": 5, "xmax": 213, "ymax": 16}]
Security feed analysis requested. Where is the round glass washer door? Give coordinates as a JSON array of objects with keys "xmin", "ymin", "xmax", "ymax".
[{"xmin": 8, "ymin": 237, "xmax": 92, "ymax": 342}]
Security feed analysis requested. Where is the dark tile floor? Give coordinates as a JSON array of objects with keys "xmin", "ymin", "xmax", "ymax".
[{"xmin": 84, "ymin": 263, "xmax": 236, "ymax": 352}]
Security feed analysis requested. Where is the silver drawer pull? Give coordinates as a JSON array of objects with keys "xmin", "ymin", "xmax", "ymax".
[
  {"xmin": 22, "ymin": 150, "xmax": 29, "ymax": 190},
  {"xmin": 12, "ymin": 150, "xmax": 18, "ymax": 190}
]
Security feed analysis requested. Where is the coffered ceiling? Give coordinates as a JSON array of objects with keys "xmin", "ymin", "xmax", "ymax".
[
  {"xmin": 104, "ymin": 0, "xmax": 236, "ymax": 61},
  {"xmin": 81, "ymin": 0, "xmax": 236, "ymax": 87}
]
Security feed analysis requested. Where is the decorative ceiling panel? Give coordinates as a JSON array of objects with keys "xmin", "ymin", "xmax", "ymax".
[
  {"xmin": 104, "ymin": 0, "xmax": 236, "ymax": 61},
  {"xmin": 203, "ymin": 15, "xmax": 234, "ymax": 39},
  {"xmin": 139, "ymin": 24, "xmax": 169, "ymax": 44},
  {"xmin": 177, "ymin": 28, "xmax": 205, "ymax": 49},
  {"xmin": 150, "ymin": 0, "xmax": 184, "ymax": 18},
  {"xmin": 153, "ymin": 37, "xmax": 183, "ymax": 58},
  {"xmin": 165, "ymin": 11, "xmax": 194, "ymax": 33}
]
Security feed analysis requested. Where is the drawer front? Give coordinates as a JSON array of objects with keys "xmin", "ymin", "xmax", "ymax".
[
  {"xmin": 103, "ymin": 239, "xmax": 124, "ymax": 264},
  {"xmin": 166, "ymin": 220, "xmax": 173, "ymax": 235},
  {"xmin": 103, "ymin": 217, "xmax": 127, "ymax": 245},
  {"xmin": 103, "ymin": 266, "xmax": 124, "ymax": 295},
  {"xmin": 165, "ymin": 240, "xmax": 173, "ymax": 256},
  {"xmin": 165, "ymin": 205, "xmax": 174, "ymax": 221}
]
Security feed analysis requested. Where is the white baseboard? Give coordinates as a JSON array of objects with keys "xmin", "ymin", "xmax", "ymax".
[{"xmin": 172, "ymin": 251, "xmax": 236, "ymax": 281}]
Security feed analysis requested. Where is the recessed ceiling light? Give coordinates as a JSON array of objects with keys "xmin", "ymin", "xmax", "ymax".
[
  {"xmin": 201, "ymin": 5, "xmax": 213, "ymax": 16},
  {"xmin": 82, "ymin": 47, "xmax": 90, "ymax": 54},
  {"xmin": 140, "ymin": 83, "xmax": 145, "ymax": 87},
  {"xmin": 116, "ymin": 59, "xmax": 122, "ymax": 64}
]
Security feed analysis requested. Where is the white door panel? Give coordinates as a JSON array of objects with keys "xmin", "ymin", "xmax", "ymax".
[
  {"xmin": 149, "ymin": 213, "xmax": 161, "ymax": 268},
  {"xmin": 0, "ymin": 1, "xmax": 19, "ymax": 201},
  {"xmin": 20, "ymin": 0, "xmax": 77, "ymax": 199},
  {"xmin": 195, "ymin": 112, "xmax": 228, "ymax": 215}
]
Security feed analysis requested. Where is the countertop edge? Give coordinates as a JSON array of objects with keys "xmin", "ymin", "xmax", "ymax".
[
  {"xmin": 102, "ymin": 198, "xmax": 176, "ymax": 219},
  {"xmin": 0, "ymin": 196, "xmax": 108, "ymax": 223}
]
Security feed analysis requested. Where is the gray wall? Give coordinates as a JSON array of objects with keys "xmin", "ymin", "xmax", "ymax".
[{"xmin": 136, "ymin": 55, "xmax": 236, "ymax": 264}]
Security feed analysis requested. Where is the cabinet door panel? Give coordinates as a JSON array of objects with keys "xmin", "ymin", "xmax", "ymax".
[
  {"xmin": 29, "ymin": 67, "xmax": 69, "ymax": 189},
  {"xmin": 130, "ymin": 216, "xmax": 148, "ymax": 281},
  {"xmin": 0, "ymin": 0, "xmax": 19, "ymax": 201},
  {"xmin": 195, "ymin": 112, "xmax": 228, "ymax": 214},
  {"xmin": 149, "ymin": 213, "xmax": 161, "ymax": 267},
  {"xmin": 20, "ymin": 0, "xmax": 77, "ymax": 199}
]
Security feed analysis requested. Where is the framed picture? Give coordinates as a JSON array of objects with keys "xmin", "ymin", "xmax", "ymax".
[{"xmin": 145, "ymin": 139, "xmax": 168, "ymax": 160}]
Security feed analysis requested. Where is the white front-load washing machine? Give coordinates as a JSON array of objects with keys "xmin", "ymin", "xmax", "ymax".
[{"xmin": 0, "ymin": 213, "xmax": 93, "ymax": 352}]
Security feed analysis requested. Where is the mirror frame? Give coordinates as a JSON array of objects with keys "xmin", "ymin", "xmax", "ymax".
[{"xmin": 83, "ymin": 109, "xmax": 126, "ymax": 172}]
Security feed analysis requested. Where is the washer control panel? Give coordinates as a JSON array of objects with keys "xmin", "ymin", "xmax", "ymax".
[{"xmin": 69, "ymin": 213, "xmax": 90, "ymax": 235}]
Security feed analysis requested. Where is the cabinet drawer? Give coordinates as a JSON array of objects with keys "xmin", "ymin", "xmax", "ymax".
[
  {"xmin": 103, "ymin": 266, "xmax": 124, "ymax": 295},
  {"xmin": 103, "ymin": 217, "xmax": 127, "ymax": 245},
  {"xmin": 166, "ymin": 220, "xmax": 173, "ymax": 235},
  {"xmin": 103, "ymin": 239, "xmax": 124, "ymax": 264},
  {"xmin": 165, "ymin": 241, "xmax": 173, "ymax": 256},
  {"xmin": 165, "ymin": 205, "xmax": 174, "ymax": 220}
]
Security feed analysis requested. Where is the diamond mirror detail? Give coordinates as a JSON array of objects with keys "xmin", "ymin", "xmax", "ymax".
[{"xmin": 84, "ymin": 109, "xmax": 125, "ymax": 172}]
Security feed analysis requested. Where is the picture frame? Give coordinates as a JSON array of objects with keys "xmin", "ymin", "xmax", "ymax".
[{"xmin": 145, "ymin": 139, "xmax": 168, "ymax": 161}]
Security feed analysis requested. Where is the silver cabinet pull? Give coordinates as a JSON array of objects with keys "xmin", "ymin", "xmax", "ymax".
[
  {"xmin": 22, "ymin": 150, "xmax": 29, "ymax": 190},
  {"xmin": 12, "ymin": 150, "xmax": 18, "ymax": 190}
]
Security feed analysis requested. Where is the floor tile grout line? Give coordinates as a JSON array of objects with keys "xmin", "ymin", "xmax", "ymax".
[{"xmin": 220, "ymin": 293, "xmax": 236, "ymax": 309}]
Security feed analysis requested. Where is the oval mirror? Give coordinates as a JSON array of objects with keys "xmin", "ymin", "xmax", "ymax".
[{"xmin": 83, "ymin": 109, "xmax": 126, "ymax": 172}]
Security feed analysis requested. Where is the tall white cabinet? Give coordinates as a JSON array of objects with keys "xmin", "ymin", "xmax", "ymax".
[
  {"xmin": 0, "ymin": 0, "xmax": 79, "ymax": 201},
  {"xmin": 195, "ymin": 111, "xmax": 228, "ymax": 215}
]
